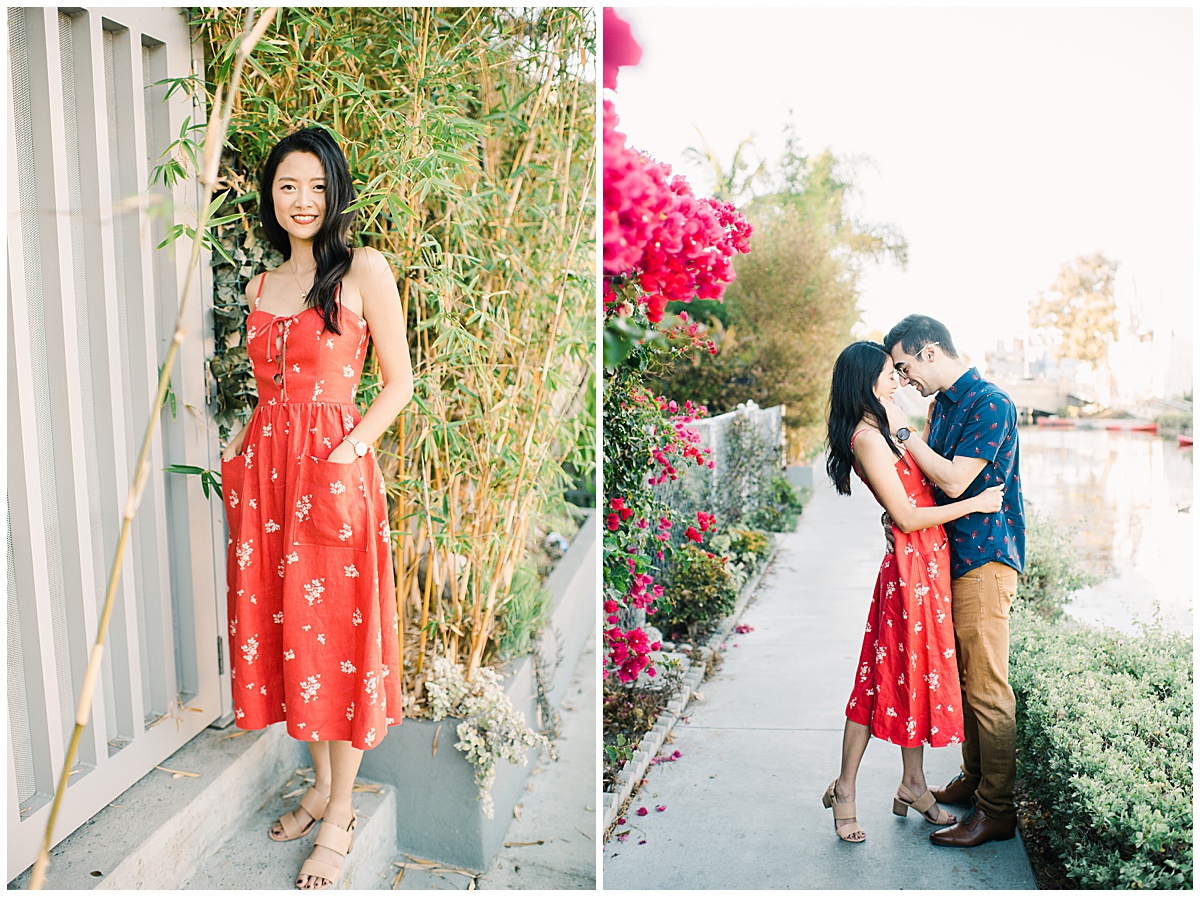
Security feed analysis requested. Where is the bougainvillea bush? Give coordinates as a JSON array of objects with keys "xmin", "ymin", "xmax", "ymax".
[{"xmin": 601, "ymin": 7, "xmax": 751, "ymax": 689}]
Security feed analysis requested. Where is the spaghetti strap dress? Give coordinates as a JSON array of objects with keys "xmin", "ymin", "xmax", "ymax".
[
  {"xmin": 844, "ymin": 431, "xmax": 964, "ymax": 748},
  {"xmin": 221, "ymin": 272, "xmax": 401, "ymax": 749}
]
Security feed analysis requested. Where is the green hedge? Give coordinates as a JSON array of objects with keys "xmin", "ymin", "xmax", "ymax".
[{"xmin": 1010, "ymin": 605, "xmax": 1193, "ymax": 888}]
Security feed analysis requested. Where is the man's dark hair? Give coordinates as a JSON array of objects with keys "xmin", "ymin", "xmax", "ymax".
[{"xmin": 883, "ymin": 314, "xmax": 959, "ymax": 359}]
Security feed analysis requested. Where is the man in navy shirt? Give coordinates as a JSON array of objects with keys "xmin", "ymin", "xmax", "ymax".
[{"xmin": 883, "ymin": 314, "xmax": 1025, "ymax": 849}]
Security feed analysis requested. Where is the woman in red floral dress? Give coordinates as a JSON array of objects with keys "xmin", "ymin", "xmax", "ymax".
[
  {"xmin": 220, "ymin": 128, "xmax": 413, "ymax": 888},
  {"xmin": 820, "ymin": 342, "xmax": 1002, "ymax": 843}
]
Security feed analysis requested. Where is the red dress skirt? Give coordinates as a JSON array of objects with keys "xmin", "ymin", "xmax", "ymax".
[
  {"xmin": 221, "ymin": 276, "xmax": 401, "ymax": 750},
  {"xmin": 845, "ymin": 451, "xmax": 964, "ymax": 748}
]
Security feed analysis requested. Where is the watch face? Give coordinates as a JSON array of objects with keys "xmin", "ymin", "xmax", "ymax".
[{"xmin": 897, "ymin": 427, "xmax": 911, "ymax": 442}]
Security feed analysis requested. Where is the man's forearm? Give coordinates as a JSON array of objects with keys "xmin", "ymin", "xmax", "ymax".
[{"xmin": 904, "ymin": 432, "xmax": 970, "ymax": 497}]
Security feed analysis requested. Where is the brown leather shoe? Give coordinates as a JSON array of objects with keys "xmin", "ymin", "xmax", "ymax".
[
  {"xmin": 929, "ymin": 806, "xmax": 1017, "ymax": 848},
  {"xmin": 930, "ymin": 773, "xmax": 977, "ymax": 807}
]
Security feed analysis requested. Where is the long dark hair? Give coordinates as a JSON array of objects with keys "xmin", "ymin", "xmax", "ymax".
[
  {"xmin": 826, "ymin": 341, "xmax": 903, "ymax": 496},
  {"xmin": 259, "ymin": 127, "xmax": 356, "ymax": 334}
]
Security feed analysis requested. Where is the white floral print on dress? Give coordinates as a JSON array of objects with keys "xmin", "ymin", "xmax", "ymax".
[
  {"xmin": 300, "ymin": 674, "xmax": 321, "ymax": 703},
  {"xmin": 235, "ymin": 539, "xmax": 254, "ymax": 569},
  {"xmin": 295, "ymin": 494, "xmax": 313, "ymax": 521},
  {"xmin": 339, "ymin": 523, "xmax": 353, "ymax": 542},
  {"xmin": 330, "ymin": 480, "xmax": 346, "ymax": 495},
  {"xmin": 303, "ymin": 578, "xmax": 325, "ymax": 606},
  {"xmin": 265, "ymin": 519, "xmax": 280, "ymax": 533},
  {"xmin": 345, "ymin": 564, "xmax": 360, "ymax": 578},
  {"xmin": 242, "ymin": 636, "xmax": 259, "ymax": 664}
]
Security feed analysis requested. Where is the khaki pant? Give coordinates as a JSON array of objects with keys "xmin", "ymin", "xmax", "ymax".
[{"xmin": 950, "ymin": 561, "xmax": 1018, "ymax": 820}]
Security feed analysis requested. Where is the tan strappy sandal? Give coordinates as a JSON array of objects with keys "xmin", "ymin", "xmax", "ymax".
[
  {"xmin": 296, "ymin": 812, "xmax": 356, "ymax": 890},
  {"xmin": 893, "ymin": 784, "xmax": 957, "ymax": 825},
  {"xmin": 822, "ymin": 779, "xmax": 866, "ymax": 843},
  {"xmin": 269, "ymin": 786, "xmax": 329, "ymax": 842}
]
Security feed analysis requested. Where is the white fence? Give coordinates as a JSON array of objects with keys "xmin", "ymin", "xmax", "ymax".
[{"xmin": 6, "ymin": 6, "xmax": 225, "ymax": 880}]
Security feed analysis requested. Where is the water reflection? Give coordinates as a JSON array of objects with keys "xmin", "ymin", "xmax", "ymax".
[{"xmin": 1019, "ymin": 427, "xmax": 1193, "ymax": 634}]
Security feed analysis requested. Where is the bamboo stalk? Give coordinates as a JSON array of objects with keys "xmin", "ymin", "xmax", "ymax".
[{"xmin": 28, "ymin": 8, "xmax": 279, "ymax": 889}]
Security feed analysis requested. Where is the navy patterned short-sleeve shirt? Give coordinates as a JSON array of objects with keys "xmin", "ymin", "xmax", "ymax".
[{"xmin": 927, "ymin": 367, "xmax": 1025, "ymax": 578}]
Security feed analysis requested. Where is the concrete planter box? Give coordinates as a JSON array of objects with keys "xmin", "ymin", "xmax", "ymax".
[
  {"xmin": 360, "ymin": 510, "xmax": 596, "ymax": 871},
  {"xmin": 785, "ymin": 461, "xmax": 816, "ymax": 492}
]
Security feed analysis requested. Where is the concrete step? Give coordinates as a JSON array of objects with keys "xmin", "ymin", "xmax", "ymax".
[
  {"xmin": 181, "ymin": 772, "xmax": 397, "ymax": 890},
  {"xmin": 10, "ymin": 723, "xmax": 306, "ymax": 889}
]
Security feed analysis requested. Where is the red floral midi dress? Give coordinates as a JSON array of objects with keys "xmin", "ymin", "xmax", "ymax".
[
  {"xmin": 845, "ymin": 437, "xmax": 964, "ymax": 748},
  {"xmin": 221, "ymin": 273, "xmax": 401, "ymax": 750}
]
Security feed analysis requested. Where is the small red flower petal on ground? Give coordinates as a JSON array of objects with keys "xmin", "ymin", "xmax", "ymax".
[
  {"xmin": 617, "ymin": 816, "xmax": 626, "ymax": 824},
  {"xmin": 656, "ymin": 805, "xmax": 666, "ymax": 812},
  {"xmin": 636, "ymin": 806, "xmax": 648, "ymax": 816},
  {"xmin": 638, "ymin": 839, "xmax": 647, "ymax": 845},
  {"xmin": 617, "ymin": 831, "xmax": 629, "ymax": 842}
]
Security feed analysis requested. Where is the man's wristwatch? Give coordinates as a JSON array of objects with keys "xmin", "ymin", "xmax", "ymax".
[
  {"xmin": 896, "ymin": 427, "xmax": 911, "ymax": 443},
  {"xmin": 346, "ymin": 436, "xmax": 370, "ymax": 457}
]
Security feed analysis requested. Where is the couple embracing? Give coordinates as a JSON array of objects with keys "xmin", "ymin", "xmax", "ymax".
[{"xmin": 822, "ymin": 314, "xmax": 1024, "ymax": 849}]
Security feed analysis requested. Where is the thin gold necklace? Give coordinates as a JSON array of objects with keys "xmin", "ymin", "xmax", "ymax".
[{"xmin": 288, "ymin": 262, "xmax": 316, "ymax": 300}]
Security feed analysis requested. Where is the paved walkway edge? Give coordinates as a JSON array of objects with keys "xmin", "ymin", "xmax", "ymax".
[{"xmin": 602, "ymin": 538, "xmax": 783, "ymax": 831}]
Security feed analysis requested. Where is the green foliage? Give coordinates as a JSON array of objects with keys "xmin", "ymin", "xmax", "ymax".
[
  {"xmin": 192, "ymin": 7, "xmax": 595, "ymax": 686},
  {"xmin": 1153, "ymin": 411, "xmax": 1193, "ymax": 437},
  {"xmin": 659, "ymin": 544, "xmax": 738, "ymax": 640},
  {"xmin": 1020, "ymin": 510, "xmax": 1097, "ymax": 619},
  {"xmin": 650, "ymin": 123, "xmax": 907, "ymax": 460},
  {"xmin": 1010, "ymin": 604, "xmax": 1193, "ymax": 888},
  {"xmin": 491, "ymin": 561, "xmax": 551, "ymax": 662},
  {"xmin": 1029, "ymin": 252, "xmax": 1119, "ymax": 368},
  {"xmin": 727, "ymin": 527, "xmax": 771, "ymax": 561},
  {"xmin": 163, "ymin": 464, "xmax": 223, "ymax": 500},
  {"xmin": 747, "ymin": 474, "xmax": 805, "ymax": 532}
]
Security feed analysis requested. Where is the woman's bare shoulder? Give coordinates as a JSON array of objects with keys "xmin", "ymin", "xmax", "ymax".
[{"xmin": 349, "ymin": 245, "xmax": 391, "ymax": 277}]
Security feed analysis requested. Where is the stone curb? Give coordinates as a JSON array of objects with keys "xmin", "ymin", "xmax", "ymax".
[{"xmin": 602, "ymin": 538, "xmax": 783, "ymax": 833}]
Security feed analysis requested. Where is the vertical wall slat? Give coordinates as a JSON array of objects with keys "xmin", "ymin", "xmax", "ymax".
[
  {"xmin": 27, "ymin": 3, "xmax": 117, "ymax": 773},
  {"xmin": 64, "ymin": 8, "xmax": 142, "ymax": 748},
  {"xmin": 8, "ymin": 5, "xmax": 77, "ymax": 786},
  {"xmin": 104, "ymin": 20, "xmax": 176, "ymax": 720}
]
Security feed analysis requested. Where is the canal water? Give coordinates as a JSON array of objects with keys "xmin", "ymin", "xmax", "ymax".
[{"xmin": 1018, "ymin": 427, "xmax": 1193, "ymax": 634}]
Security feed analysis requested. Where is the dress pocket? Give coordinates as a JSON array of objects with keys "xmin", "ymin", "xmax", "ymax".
[
  {"xmin": 221, "ymin": 454, "xmax": 247, "ymax": 543},
  {"xmin": 293, "ymin": 454, "xmax": 369, "ymax": 552}
]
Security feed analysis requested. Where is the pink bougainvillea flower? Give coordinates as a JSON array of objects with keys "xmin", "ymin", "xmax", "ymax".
[
  {"xmin": 603, "ymin": 7, "xmax": 642, "ymax": 91},
  {"xmin": 606, "ymin": 513, "xmax": 620, "ymax": 531},
  {"xmin": 735, "ymin": 623, "xmax": 755, "ymax": 634},
  {"xmin": 609, "ymin": 496, "xmax": 627, "ymax": 511},
  {"xmin": 636, "ymin": 806, "xmax": 648, "ymax": 817},
  {"xmin": 685, "ymin": 526, "xmax": 703, "ymax": 543},
  {"xmin": 617, "ymin": 831, "xmax": 629, "ymax": 843}
]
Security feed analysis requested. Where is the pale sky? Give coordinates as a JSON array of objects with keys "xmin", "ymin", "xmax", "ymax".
[{"xmin": 613, "ymin": 7, "xmax": 1193, "ymax": 382}]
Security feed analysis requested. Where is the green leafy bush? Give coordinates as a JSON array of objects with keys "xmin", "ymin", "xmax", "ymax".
[
  {"xmin": 659, "ymin": 544, "xmax": 738, "ymax": 640},
  {"xmin": 747, "ymin": 474, "xmax": 805, "ymax": 532},
  {"xmin": 728, "ymin": 527, "xmax": 771, "ymax": 561},
  {"xmin": 1010, "ymin": 604, "xmax": 1193, "ymax": 889},
  {"xmin": 1020, "ymin": 510, "xmax": 1096, "ymax": 619}
]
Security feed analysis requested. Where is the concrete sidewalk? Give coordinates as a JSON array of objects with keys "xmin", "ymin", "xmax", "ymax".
[{"xmin": 602, "ymin": 470, "xmax": 1036, "ymax": 890}]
